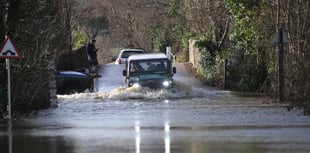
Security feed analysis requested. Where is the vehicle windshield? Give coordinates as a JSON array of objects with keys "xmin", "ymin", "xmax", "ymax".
[
  {"xmin": 129, "ymin": 59, "xmax": 169, "ymax": 74},
  {"xmin": 121, "ymin": 51, "xmax": 143, "ymax": 58}
]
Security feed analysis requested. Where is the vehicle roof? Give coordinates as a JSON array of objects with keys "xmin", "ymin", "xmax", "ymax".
[
  {"xmin": 120, "ymin": 49, "xmax": 144, "ymax": 52},
  {"xmin": 128, "ymin": 53, "xmax": 168, "ymax": 61},
  {"xmin": 58, "ymin": 71, "xmax": 87, "ymax": 77}
]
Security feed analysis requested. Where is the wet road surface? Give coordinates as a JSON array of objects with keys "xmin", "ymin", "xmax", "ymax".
[{"xmin": 1, "ymin": 63, "xmax": 310, "ymax": 153}]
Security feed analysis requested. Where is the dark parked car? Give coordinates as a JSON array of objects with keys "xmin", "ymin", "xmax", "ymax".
[{"xmin": 56, "ymin": 70, "xmax": 93, "ymax": 94}]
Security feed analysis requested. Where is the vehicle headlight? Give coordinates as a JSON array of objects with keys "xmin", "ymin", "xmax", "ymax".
[
  {"xmin": 133, "ymin": 83, "xmax": 141, "ymax": 88},
  {"xmin": 162, "ymin": 81, "xmax": 170, "ymax": 87}
]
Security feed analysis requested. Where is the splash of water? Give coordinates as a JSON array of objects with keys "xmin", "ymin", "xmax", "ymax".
[{"xmin": 57, "ymin": 81, "xmax": 208, "ymax": 101}]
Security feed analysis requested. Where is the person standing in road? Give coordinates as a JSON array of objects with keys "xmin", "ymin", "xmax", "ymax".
[{"xmin": 86, "ymin": 39, "xmax": 100, "ymax": 77}]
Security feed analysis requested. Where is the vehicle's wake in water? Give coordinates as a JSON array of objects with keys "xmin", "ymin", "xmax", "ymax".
[{"xmin": 57, "ymin": 81, "xmax": 210, "ymax": 101}]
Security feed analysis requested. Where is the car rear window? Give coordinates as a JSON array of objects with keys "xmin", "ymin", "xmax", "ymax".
[{"xmin": 121, "ymin": 51, "xmax": 144, "ymax": 58}]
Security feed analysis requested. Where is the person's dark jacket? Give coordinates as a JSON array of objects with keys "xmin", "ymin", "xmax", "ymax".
[{"xmin": 87, "ymin": 43, "xmax": 97, "ymax": 60}]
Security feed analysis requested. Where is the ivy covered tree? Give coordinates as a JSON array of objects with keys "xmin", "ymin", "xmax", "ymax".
[{"xmin": 225, "ymin": 0, "xmax": 267, "ymax": 91}]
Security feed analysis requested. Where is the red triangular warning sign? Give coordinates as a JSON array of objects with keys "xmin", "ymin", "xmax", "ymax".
[{"xmin": 0, "ymin": 35, "xmax": 22, "ymax": 59}]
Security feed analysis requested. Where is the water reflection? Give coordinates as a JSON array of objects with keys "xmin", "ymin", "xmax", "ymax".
[
  {"xmin": 164, "ymin": 100, "xmax": 171, "ymax": 153},
  {"xmin": 8, "ymin": 120, "xmax": 12, "ymax": 153},
  {"xmin": 134, "ymin": 118, "xmax": 171, "ymax": 153},
  {"xmin": 164, "ymin": 120, "xmax": 170, "ymax": 153},
  {"xmin": 135, "ymin": 121, "xmax": 141, "ymax": 153}
]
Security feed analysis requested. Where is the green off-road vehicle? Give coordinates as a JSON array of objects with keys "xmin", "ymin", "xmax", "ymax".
[{"xmin": 123, "ymin": 53, "xmax": 176, "ymax": 89}]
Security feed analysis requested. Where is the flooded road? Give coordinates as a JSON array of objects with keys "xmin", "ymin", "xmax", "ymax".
[{"xmin": 1, "ymin": 63, "xmax": 310, "ymax": 153}]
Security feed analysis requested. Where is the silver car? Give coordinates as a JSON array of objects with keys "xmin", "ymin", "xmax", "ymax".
[{"xmin": 115, "ymin": 49, "xmax": 144, "ymax": 64}]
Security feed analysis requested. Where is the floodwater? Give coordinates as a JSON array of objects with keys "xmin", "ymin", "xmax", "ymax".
[{"xmin": 1, "ymin": 63, "xmax": 310, "ymax": 153}]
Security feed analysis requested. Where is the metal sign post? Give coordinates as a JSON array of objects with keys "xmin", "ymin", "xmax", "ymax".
[
  {"xmin": 273, "ymin": 26, "xmax": 289, "ymax": 102},
  {"xmin": 6, "ymin": 59, "xmax": 12, "ymax": 119},
  {"xmin": 278, "ymin": 27, "xmax": 285, "ymax": 102}
]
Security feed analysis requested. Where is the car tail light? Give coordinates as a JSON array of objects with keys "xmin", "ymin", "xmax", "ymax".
[{"xmin": 117, "ymin": 58, "xmax": 121, "ymax": 64}]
